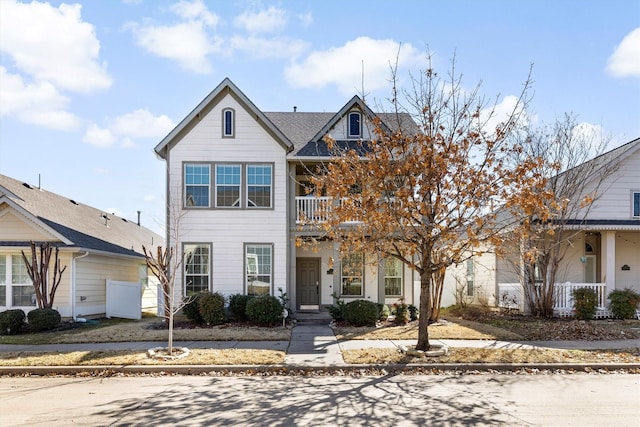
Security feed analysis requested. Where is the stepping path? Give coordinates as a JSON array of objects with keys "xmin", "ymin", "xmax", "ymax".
[{"xmin": 285, "ymin": 323, "xmax": 345, "ymax": 366}]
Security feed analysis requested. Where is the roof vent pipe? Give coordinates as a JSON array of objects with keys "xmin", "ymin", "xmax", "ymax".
[
  {"xmin": 137, "ymin": 210, "xmax": 141, "ymax": 226},
  {"xmin": 293, "ymin": 106, "xmax": 297, "ymax": 112}
]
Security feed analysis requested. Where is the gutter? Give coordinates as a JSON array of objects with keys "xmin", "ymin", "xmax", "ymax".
[{"xmin": 71, "ymin": 251, "xmax": 89, "ymax": 320}]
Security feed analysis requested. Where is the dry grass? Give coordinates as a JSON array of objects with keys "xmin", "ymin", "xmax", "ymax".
[
  {"xmin": 333, "ymin": 320, "xmax": 523, "ymax": 341},
  {"xmin": 343, "ymin": 347, "xmax": 640, "ymax": 365},
  {"xmin": 0, "ymin": 349, "xmax": 285, "ymax": 366}
]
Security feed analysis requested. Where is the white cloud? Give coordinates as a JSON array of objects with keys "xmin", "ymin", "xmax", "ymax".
[
  {"xmin": 479, "ymin": 95, "xmax": 527, "ymax": 135},
  {"xmin": 0, "ymin": 0, "xmax": 112, "ymax": 93},
  {"xmin": 298, "ymin": 12, "xmax": 313, "ymax": 28},
  {"xmin": 143, "ymin": 194, "xmax": 157, "ymax": 202},
  {"xmin": 83, "ymin": 124, "xmax": 117, "ymax": 148},
  {"xmin": 230, "ymin": 36, "xmax": 309, "ymax": 59},
  {"xmin": 128, "ymin": 0, "xmax": 222, "ymax": 73},
  {"xmin": 285, "ymin": 37, "xmax": 423, "ymax": 94},
  {"xmin": 0, "ymin": 67, "xmax": 80, "ymax": 130},
  {"xmin": 83, "ymin": 109, "xmax": 175, "ymax": 148},
  {"xmin": 606, "ymin": 28, "xmax": 640, "ymax": 78},
  {"xmin": 233, "ymin": 6, "xmax": 287, "ymax": 33},
  {"xmin": 110, "ymin": 109, "xmax": 175, "ymax": 138}
]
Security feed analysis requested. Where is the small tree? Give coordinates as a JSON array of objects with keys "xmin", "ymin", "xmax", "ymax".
[
  {"xmin": 21, "ymin": 241, "xmax": 67, "ymax": 309},
  {"xmin": 309, "ymin": 54, "xmax": 542, "ymax": 351}
]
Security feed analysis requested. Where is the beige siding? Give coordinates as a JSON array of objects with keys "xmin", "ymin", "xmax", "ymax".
[
  {"xmin": 583, "ymin": 148, "xmax": 640, "ymax": 220},
  {"xmin": 327, "ymin": 114, "xmax": 376, "ymax": 141},
  {"xmin": 0, "ymin": 210, "xmax": 54, "ymax": 241},
  {"xmin": 616, "ymin": 232, "xmax": 640, "ymax": 292},
  {"xmin": 75, "ymin": 255, "xmax": 142, "ymax": 316},
  {"xmin": 167, "ymin": 93, "xmax": 288, "ymax": 298}
]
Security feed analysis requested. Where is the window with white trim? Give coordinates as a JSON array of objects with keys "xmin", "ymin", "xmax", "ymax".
[
  {"xmin": 215, "ymin": 164, "xmax": 241, "ymax": 207},
  {"xmin": 223, "ymin": 108, "xmax": 235, "ymax": 137},
  {"xmin": 184, "ymin": 244, "xmax": 210, "ymax": 296},
  {"xmin": 0, "ymin": 254, "xmax": 35, "ymax": 307},
  {"xmin": 184, "ymin": 164, "xmax": 210, "ymax": 207},
  {"xmin": 633, "ymin": 191, "xmax": 640, "ymax": 218},
  {"xmin": 384, "ymin": 257, "xmax": 403, "ymax": 297},
  {"xmin": 341, "ymin": 252, "xmax": 363, "ymax": 296},
  {"xmin": 466, "ymin": 259, "xmax": 475, "ymax": 297},
  {"xmin": 246, "ymin": 244, "xmax": 272, "ymax": 296},
  {"xmin": 348, "ymin": 111, "xmax": 361, "ymax": 138}
]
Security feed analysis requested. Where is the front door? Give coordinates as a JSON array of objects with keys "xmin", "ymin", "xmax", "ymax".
[{"xmin": 296, "ymin": 258, "xmax": 320, "ymax": 309}]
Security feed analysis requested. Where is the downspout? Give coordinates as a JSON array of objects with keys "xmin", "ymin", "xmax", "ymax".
[{"xmin": 71, "ymin": 251, "xmax": 90, "ymax": 321}]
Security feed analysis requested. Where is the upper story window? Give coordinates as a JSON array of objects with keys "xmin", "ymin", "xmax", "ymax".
[
  {"xmin": 348, "ymin": 111, "xmax": 362, "ymax": 138},
  {"xmin": 222, "ymin": 108, "xmax": 235, "ymax": 138},
  {"xmin": 247, "ymin": 165, "xmax": 272, "ymax": 208},
  {"xmin": 633, "ymin": 191, "xmax": 640, "ymax": 218},
  {"xmin": 215, "ymin": 164, "xmax": 241, "ymax": 207},
  {"xmin": 185, "ymin": 164, "xmax": 210, "ymax": 207}
]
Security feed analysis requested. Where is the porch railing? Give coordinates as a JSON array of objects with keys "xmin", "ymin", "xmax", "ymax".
[{"xmin": 497, "ymin": 282, "xmax": 611, "ymax": 318}]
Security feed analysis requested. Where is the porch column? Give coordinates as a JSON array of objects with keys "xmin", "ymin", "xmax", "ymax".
[
  {"xmin": 601, "ymin": 231, "xmax": 616, "ymax": 294},
  {"xmin": 289, "ymin": 238, "xmax": 297, "ymax": 312}
]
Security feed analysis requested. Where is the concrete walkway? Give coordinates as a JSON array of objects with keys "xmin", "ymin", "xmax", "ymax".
[{"xmin": 285, "ymin": 324, "xmax": 345, "ymax": 366}]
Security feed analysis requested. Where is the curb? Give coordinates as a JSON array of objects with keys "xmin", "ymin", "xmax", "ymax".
[{"xmin": 2, "ymin": 363, "xmax": 640, "ymax": 376}]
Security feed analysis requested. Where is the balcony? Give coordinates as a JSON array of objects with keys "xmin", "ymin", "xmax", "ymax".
[{"xmin": 295, "ymin": 196, "xmax": 332, "ymax": 224}]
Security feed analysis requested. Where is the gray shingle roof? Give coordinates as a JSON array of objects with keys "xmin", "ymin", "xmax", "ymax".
[{"xmin": 0, "ymin": 174, "xmax": 163, "ymax": 257}]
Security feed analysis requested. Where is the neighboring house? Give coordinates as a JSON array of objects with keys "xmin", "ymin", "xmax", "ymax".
[
  {"xmin": 0, "ymin": 174, "xmax": 163, "ymax": 318},
  {"xmin": 154, "ymin": 78, "xmax": 424, "ymax": 312},
  {"xmin": 458, "ymin": 137, "xmax": 640, "ymax": 315}
]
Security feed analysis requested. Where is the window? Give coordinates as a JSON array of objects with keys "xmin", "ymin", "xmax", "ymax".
[
  {"xmin": 466, "ymin": 259, "xmax": 475, "ymax": 297},
  {"xmin": 215, "ymin": 164, "xmax": 241, "ymax": 207},
  {"xmin": 185, "ymin": 164, "xmax": 210, "ymax": 207},
  {"xmin": 384, "ymin": 257, "xmax": 403, "ymax": 296},
  {"xmin": 341, "ymin": 252, "xmax": 363, "ymax": 296},
  {"xmin": 247, "ymin": 165, "xmax": 272, "ymax": 208},
  {"xmin": 223, "ymin": 108, "xmax": 234, "ymax": 137},
  {"xmin": 348, "ymin": 112, "xmax": 361, "ymax": 138},
  {"xmin": 0, "ymin": 256, "xmax": 5, "ymax": 305},
  {"xmin": 184, "ymin": 244, "xmax": 210, "ymax": 296},
  {"xmin": 246, "ymin": 244, "xmax": 272, "ymax": 296},
  {"xmin": 11, "ymin": 255, "xmax": 34, "ymax": 306},
  {"xmin": 633, "ymin": 191, "xmax": 640, "ymax": 218}
]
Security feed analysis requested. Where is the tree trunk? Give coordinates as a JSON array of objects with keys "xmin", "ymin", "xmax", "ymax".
[{"xmin": 416, "ymin": 269, "xmax": 432, "ymax": 351}]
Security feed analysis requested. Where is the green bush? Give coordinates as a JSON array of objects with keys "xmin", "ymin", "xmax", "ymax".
[
  {"xmin": 608, "ymin": 288, "xmax": 640, "ymax": 319},
  {"xmin": 408, "ymin": 304, "xmax": 418, "ymax": 321},
  {"xmin": 328, "ymin": 293, "xmax": 346, "ymax": 322},
  {"xmin": 378, "ymin": 304, "xmax": 390, "ymax": 321},
  {"xmin": 182, "ymin": 293, "xmax": 204, "ymax": 324},
  {"xmin": 229, "ymin": 294, "xmax": 253, "ymax": 322},
  {"xmin": 393, "ymin": 301, "xmax": 410, "ymax": 325},
  {"xmin": 343, "ymin": 299, "xmax": 379, "ymax": 326},
  {"xmin": 198, "ymin": 292, "xmax": 226, "ymax": 325},
  {"xmin": 27, "ymin": 308, "xmax": 61, "ymax": 332},
  {"xmin": 0, "ymin": 309, "xmax": 26, "ymax": 335},
  {"xmin": 572, "ymin": 288, "xmax": 597, "ymax": 320},
  {"xmin": 246, "ymin": 295, "xmax": 283, "ymax": 326}
]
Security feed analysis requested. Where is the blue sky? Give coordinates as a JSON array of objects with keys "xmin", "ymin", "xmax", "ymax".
[{"xmin": 1, "ymin": 0, "xmax": 639, "ymax": 235}]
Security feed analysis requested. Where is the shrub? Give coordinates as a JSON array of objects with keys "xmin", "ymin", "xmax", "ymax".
[
  {"xmin": 393, "ymin": 301, "xmax": 410, "ymax": 325},
  {"xmin": 229, "ymin": 294, "xmax": 253, "ymax": 322},
  {"xmin": 343, "ymin": 300, "xmax": 379, "ymax": 326},
  {"xmin": 328, "ymin": 292, "xmax": 346, "ymax": 322},
  {"xmin": 572, "ymin": 288, "xmax": 597, "ymax": 320},
  {"xmin": 0, "ymin": 309, "xmax": 26, "ymax": 335},
  {"xmin": 608, "ymin": 288, "xmax": 640, "ymax": 319},
  {"xmin": 182, "ymin": 293, "xmax": 204, "ymax": 324},
  {"xmin": 198, "ymin": 292, "xmax": 226, "ymax": 325},
  {"xmin": 378, "ymin": 304, "xmax": 390, "ymax": 321},
  {"xmin": 27, "ymin": 308, "xmax": 61, "ymax": 332},
  {"xmin": 408, "ymin": 304, "xmax": 418, "ymax": 321},
  {"xmin": 246, "ymin": 295, "xmax": 283, "ymax": 326}
]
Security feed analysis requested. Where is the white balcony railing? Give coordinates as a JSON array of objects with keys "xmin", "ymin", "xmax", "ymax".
[{"xmin": 295, "ymin": 196, "xmax": 332, "ymax": 224}]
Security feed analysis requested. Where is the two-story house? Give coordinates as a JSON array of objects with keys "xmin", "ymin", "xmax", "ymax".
[{"xmin": 154, "ymin": 78, "xmax": 423, "ymax": 313}]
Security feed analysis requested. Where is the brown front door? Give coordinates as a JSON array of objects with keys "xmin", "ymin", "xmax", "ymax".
[{"xmin": 296, "ymin": 258, "xmax": 320, "ymax": 308}]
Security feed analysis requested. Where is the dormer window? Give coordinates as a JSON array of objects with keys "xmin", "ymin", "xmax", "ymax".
[
  {"xmin": 222, "ymin": 108, "xmax": 235, "ymax": 138},
  {"xmin": 348, "ymin": 111, "xmax": 361, "ymax": 138}
]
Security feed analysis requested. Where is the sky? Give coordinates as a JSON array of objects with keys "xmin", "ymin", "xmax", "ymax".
[{"xmin": 1, "ymin": 0, "xmax": 639, "ymax": 235}]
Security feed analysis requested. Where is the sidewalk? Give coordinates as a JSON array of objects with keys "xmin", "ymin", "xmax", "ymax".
[{"xmin": 1, "ymin": 324, "xmax": 639, "ymax": 367}]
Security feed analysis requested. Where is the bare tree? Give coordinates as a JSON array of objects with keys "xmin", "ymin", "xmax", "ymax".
[
  {"xmin": 308, "ymin": 54, "xmax": 542, "ymax": 351},
  {"xmin": 21, "ymin": 241, "xmax": 67, "ymax": 309},
  {"xmin": 142, "ymin": 193, "xmax": 191, "ymax": 355},
  {"xmin": 507, "ymin": 114, "xmax": 615, "ymax": 317}
]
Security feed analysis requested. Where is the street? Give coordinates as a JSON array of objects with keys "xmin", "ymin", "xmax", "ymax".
[{"xmin": 1, "ymin": 373, "xmax": 638, "ymax": 426}]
